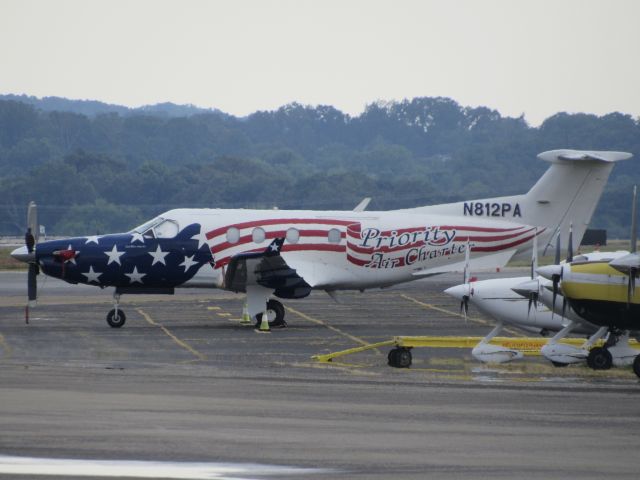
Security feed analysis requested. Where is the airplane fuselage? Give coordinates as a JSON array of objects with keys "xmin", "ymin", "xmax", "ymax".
[
  {"xmin": 33, "ymin": 208, "xmax": 539, "ymax": 296},
  {"xmin": 560, "ymin": 261, "xmax": 640, "ymax": 330}
]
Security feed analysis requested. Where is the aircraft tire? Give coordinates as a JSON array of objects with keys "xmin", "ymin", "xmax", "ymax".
[
  {"xmin": 396, "ymin": 348, "xmax": 412, "ymax": 368},
  {"xmin": 254, "ymin": 300, "xmax": 286, "ymax": 328},
  {"xmin": 551, "ymin": 361, "xmax": 569, "ymax": 368},
  {"xmin": 388, "ymin": 348, "xmax": 412, "ymax": 368},
  {"xmin": 633, "ymin": 355, "xmax": 640, "ymax": 379},
  {"xmin": 587, "ymin": 347, "xmax": 612, "ymax": 370},
  {"xmin": 106, "ymin": 309, "xmax": 126, "ymax": 328},
  {"xmin": 387, "ymin": 348, "xmax": 399, "ymax": 367}
]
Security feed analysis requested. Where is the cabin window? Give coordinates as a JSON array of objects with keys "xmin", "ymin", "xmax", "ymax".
[
  {"xmin": 226, "ymin": 227, "xmax": 240, "ymax": 244},
  {"xmin": 328, "ymin": 228, "xmax": 341, "ymax": 244},
  {"xmin": 252, "ymin": 227, "xmax": 266, "ymax": 244},
  {"xmin": 286, "ymin": 227, "xmax": 300, "ymax": 244}
]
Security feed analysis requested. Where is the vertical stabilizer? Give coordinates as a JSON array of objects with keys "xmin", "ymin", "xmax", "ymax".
[{"xmin": 400, "ymin": 150, "xmax": 632, "ymax": 259}]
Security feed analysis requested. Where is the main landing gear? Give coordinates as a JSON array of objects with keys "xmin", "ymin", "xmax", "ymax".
[
  {"xmin": 106, "ymin": 293, "xmax": 126, "ymax": 328},
  {"xmin": 388, "ymin": 347, "xmax": 412, "ymax": 368},
  {"xmin": 586, "ymin": 346, "xmax": 613, "ymax": 370},
  {"xmin": 254, "ymin": 299, "xmax": 286, "ymax": 328},
  {"xmin": 584, "ymin": 331, "xmax": 638, "ymax": 373}
]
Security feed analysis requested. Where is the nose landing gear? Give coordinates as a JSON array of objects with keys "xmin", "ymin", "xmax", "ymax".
[{"xmin": 106, "ymin": 293, "xmax": 126, "ymax": 328}]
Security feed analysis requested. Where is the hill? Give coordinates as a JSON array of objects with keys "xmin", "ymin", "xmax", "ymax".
[{"xmin": 0, "ymin": 95, "xmax": 638, "ymax": 237}]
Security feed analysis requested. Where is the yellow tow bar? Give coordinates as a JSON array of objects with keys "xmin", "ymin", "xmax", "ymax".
[{"xmin": 312, "ymin": 336, "xmax": 640, "ymax": 364}]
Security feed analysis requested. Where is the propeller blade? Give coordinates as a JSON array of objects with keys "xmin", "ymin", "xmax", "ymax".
[
  {"xmin": 23, "ymin": 201, "xmax": 40, "ymax": 323},
  {"xmin": 28, "ymin": 263, "xmax": 38, "ymax": 302},
  {"xmin": 460, "ymin": 296, "xmax": 469, "ymax": 322},
  {"xmin": 627, "ymin": 267, "xmax": 636, "ymax": 308},
  {"xmin": 531, "ymin": 228, "xmax": 538, "ymax": 280},
  {"xmin": 567, "ymin": 223, "xmax": 574, "ymax": 262},
  {"xmin": 551, "ymin": 270, "xmax": 562, "ymax": 321},
  {"xmin": 526, "ymin": 290, "xmax": 539, "ymax": 320},
  {"xmin": 554, "ymin": 233, "xmax": 561, "ymax": 265},
  {"xmin": 631, "ymin": 186, "xmax": 637, "ymax": 254},
  {"xmin": 463, "ymin": 239, "xmax": 471, "ymax": 285},
  {"xmin": 27, "ymin": 201, "xmax": 39, "ymax": 245}
]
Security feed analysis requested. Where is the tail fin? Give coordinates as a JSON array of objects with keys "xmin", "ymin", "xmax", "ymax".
[
  {"xmin": 516, "ymin": 150, "xmax": 631, "ymax": 257},
  {"xmin": 402, "ymin": 149, "xmax": 632, "ymax": 259}
]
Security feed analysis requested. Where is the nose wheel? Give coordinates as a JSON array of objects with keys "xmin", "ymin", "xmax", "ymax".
[
  {"xmin": 106, "ymin": 308, "xmax": 126, "ymax": 328},
  {"xmin": 106, "ymin": 293, "xmax": 126, "ymax": 328}
]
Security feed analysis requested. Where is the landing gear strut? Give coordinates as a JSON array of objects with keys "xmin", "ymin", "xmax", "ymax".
[
  {"xmin": 388, "ymin": 347, "xmax": 412, "ymax": 368},
  {"xmin": 106, "ymin": 293, "xmax": 126, "ymax": 328},
  {"xmin": 254, "ymin": 299, "xmax": 286, "ymax": 328}
]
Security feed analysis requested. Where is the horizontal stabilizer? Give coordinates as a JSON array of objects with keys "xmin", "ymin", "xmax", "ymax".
[{"xmin": 538, "ymin": 149, "xmax": 633, "ymax": 164}]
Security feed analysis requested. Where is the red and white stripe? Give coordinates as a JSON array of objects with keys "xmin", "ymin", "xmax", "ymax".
[
  {"xmin": 206, "ymin": 218, "xmax": 546, "ymax": 270},
  {"xmin": 206, "ymin": 218, "xmax": 352, "ymax": 269},
  {"xmin": 346, "ymin": 223, "xmax": 545, "ymax": 267}
]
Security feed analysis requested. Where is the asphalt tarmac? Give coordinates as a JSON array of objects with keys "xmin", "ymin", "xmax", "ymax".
[{"xmin": 0, "ymin": 269, "xmax": 639, "ymax": 479}]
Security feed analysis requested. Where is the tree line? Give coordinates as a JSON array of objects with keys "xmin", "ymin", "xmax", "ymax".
[{"xmin": 0, "ymin": 96, "xmax": 638, "ymax": 237}]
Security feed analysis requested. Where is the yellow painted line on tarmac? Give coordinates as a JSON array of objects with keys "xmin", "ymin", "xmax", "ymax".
[
  {"xmin": 216, "ymin": 312, "xmax": 232, "ymax": 317},
  {"xmin": 0, "ymin": 333, "xmax": 12, "ymax": 359},
  {"xmin": 400, "ymin": 293, "xmax": 489, "ymax": 325},
  {"xmin": 137, "ymin": 308, "xmax": 206, "ymax": 362},
  {"xmin": 285, "ymin": 306, "xmax": 383, "ymax": 355},
  {"xmin": 399, "ymin": 293, "xmax": 522, "ymax": 335},
  {"xmin": 207, "ymin": 306, "xmax": 221, "ymax": 311}
]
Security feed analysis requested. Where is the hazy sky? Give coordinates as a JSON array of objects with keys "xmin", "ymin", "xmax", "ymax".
[{"xmin": 1, "ymin": 0, "xmax": 639, "ymax": 125}]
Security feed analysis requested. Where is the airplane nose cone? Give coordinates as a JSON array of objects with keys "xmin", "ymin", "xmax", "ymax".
[
  {"xmin": 511, "ymin": 279, "xmax": 539, "ymax": 298},
  {"xmin": 10, "ymin": 245, "xmax": 35, "ymax": 263},
  {"xmin": 444, "ymin": 284, "xmax": 466, "ymax": 301},
  {"xmin": 536, "ymin": 264, "xmax": 562, "ymax": 280}
]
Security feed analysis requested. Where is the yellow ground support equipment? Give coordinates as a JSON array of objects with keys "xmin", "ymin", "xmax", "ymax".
[{"xmin": 312, "ymin": 336, "xmax": 640, "ymax": 368}]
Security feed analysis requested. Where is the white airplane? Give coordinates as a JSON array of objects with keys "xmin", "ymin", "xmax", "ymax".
[
  {"xmin": 444, "ymin": 244, "xmax": 627, "ymax": 364},
  {"xmin": 535, "ymin": 187, "xmax": 640, "ymax": 375},
  {"xmin": 11, "ymin": 149, "xmax": 632, "ymax": 329}
]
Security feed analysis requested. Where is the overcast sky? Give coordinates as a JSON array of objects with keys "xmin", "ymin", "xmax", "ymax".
[{"xmin": 1, "ymin": 0, "xmax": 638, "ymax": 126}]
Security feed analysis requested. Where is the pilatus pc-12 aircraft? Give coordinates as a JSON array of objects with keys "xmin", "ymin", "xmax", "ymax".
[{"xmin": 11, "ymin": 149, "xmax": 632, "ymax": 330}]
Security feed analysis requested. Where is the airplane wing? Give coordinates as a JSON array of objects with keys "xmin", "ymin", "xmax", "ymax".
[
  {"xmin": 353, "ymin": 197, "xmax": 371, "ymax": 212},
  {"xmin": 609, "ymin": 253, "xmax": 640, "ymax": 275},
  {"xmin": 224, "ymin": 238, "xmax": 312, "ymax": 299}
]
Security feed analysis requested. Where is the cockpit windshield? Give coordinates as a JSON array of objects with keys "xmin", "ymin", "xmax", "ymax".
[
  {"xmin": 131, "ymin": 217, "xmax": 164, "ymax": 234},
  {"xmin": 130, "ymin": 217, "xmax": 180, "ymax": 239}
]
